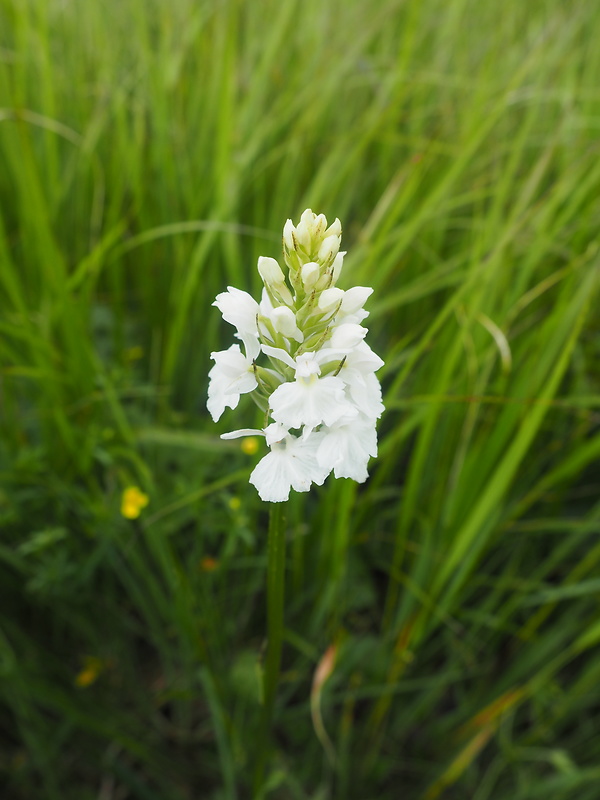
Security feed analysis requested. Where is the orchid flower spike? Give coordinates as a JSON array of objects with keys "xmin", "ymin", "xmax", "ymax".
[{"xmin": 208, "ymin": 210, "xmax": 384, "ymax": 502}]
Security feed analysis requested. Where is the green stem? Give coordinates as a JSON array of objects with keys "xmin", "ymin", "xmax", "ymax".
[{"xmin": 254, "ymin": 500, "xmax": 287, "ymax": 796}]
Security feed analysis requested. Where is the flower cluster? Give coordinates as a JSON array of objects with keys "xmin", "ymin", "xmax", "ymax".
[{"xmin": 208, "ymin": 209, "xmax": 384, "ymax": 502}]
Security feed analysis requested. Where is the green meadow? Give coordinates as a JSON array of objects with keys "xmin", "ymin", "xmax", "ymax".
[{"xmin": 1, "ymin": 0, "xmax": 600, "ymax": 797}]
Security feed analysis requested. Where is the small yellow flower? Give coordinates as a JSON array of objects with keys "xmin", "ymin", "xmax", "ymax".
[
  {"xmin": 241, "ymin": 437, "xmax": 259, "ymax": 455},
  {"xmin": 228, "ymin": 496, "xmax": 241, "ymax": 511},
  {"xmin": 121, "ymin": 487, "xmax": 149, "ymax": 519},
  {"xmin": 75, "ymin": 656, "xmax": 103, "ymax": 688}
]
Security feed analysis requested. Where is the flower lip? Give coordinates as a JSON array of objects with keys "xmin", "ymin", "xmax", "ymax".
[{"xmin": 294, "ymin": 352, "xmax": 321, "ymax": 379}]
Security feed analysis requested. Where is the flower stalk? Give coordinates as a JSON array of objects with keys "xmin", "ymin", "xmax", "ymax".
[
  {"xmin": 209, "ymin": 210, "xmax": 384, "ymax": 790},
  {"xmin": 254, "ymin": 500, "xmax": 288, "ymax": 792}
]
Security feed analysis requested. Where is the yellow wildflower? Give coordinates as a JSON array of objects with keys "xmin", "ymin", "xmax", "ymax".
[
  {"xmin": 241, "ymin": 437, "xmax": 259, "ymax": 455},
  {"xmin": 75, "ymin": 656, "xmax": 103, "ymax": 688},
  {"xmin": 121, "ymin": 487, "xmax": 149, "ymax": 519}
]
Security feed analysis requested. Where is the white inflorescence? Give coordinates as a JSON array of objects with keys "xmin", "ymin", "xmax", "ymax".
[{"xmin": 208, "ymin": 209, "xmax": 384, "ymax": 502}]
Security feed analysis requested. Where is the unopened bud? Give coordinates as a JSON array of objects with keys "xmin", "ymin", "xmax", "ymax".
[
  {"xmin": 257, "ymin": 256, "xmax": 285, "ymax": 285},
  {"xmin": 295, "ymin": 219, "xmax": 312, "ymax": 252},
  {"xmin": 324, "ymin": 218, "xmax": 341, "ymax": 238},
  {"xmin": 300, "ymin": 208, "xmax": 315, "ymax": 227},
  {"xmin": 312, "ymin": 213, "xmax": 327, "ymax": 241},
  {"xmin": 271, "ymin": 307, "xmax": 303, "ymax": 343},
  {"xmin": 318, "ymin": 287, "xmax": 344, "ymax": 312},
  {"xmin": 301, "ymin": 261, "xmax": 320, "ymax": 290},
  {"xmin": 258, "ymin": 256, "xmax": 293, "ymax": 306},
  {"xmin": 283, "ymin": 219, "xmax": 296, "ymax": 251},
  {"xmin": 332, "ymin": 251, "xmax": 345, "ymax": 284},
  {"xmin": 318, "ymin": 234, "xmax": 340, "ymax": 264}
]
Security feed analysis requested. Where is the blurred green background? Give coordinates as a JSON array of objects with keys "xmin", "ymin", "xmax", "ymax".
[{"xmin": 1, "ymin": 0, "xmax": 600, "ymax": 797}]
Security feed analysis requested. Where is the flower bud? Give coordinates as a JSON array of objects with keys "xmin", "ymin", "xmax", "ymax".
[
  {"xmin": 301, "ymin": 261, "xmax": 320, "ymax": 290},
  {"xmin": 300, "ymin": 208, "xmax": 315, "ymax": 227},
  {"xmin": 324, "ymin": 218, "xmax": 341, "ymax": 238},
  {"xmin": 318, "ymin": 287, "xmax": 344, "ymax": 312},
  {"xmin": 295, "ymin": 219, "xmax": 311, "ymax": 252},
  {"xmin": 318, "ymin": 234, "xmax": 340, "ymax": 264},
  {"xmin": 258, "ymin": 256, "xmax": 293, "ymax": 305},
  {"xmin": 271, "ymin": 307, "xmax": 303, "ymax": 343},
  {"xmin": 312, "ymin": 213, "xmax": 327, "ymax": 241},
  {"xmin": 257, "ymin": 256, "xmax": 285, "ymax": 285},
  {"xmin": 283, "ymin": 219, "xmax": 296, "ymax": 251},
  {"xmin": 332, "ymin": 251, "xmax": 345, "ymax": 284}
]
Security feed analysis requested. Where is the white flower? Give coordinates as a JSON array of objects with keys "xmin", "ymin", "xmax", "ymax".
[
  {"xmin": 266, "ymin": 351, "xmax": 356, "ymax": 431},
  {"xmin": 224, "ymin": 423, "xmax": 330, "ymax": 502},
  {"xmin": 213, "ymin": 287, "xmax": 259, "ymax": 340},
  {"xmin": 207, "ymin": 336, "xmax": 260, "ymax": 422},
  {"xmin": 317, "ymin": 413, "xmax": 378, "ymax": 482},
  {"xmin": 251, "ymin": 428, "xmax": 329, "ymax": 502},
  {"xmin": 345, "ymin": 372, "xmax": 385, "ymax": 419}
]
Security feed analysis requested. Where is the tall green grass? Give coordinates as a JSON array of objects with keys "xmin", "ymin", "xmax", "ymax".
[{"xmin": 1, "ymin": 0, "xmax": 599, "ymax": 797}]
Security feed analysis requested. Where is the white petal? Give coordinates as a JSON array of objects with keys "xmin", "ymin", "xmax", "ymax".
[
  {"xmin": 347, "ymin": 373, "xmax": 385, "ymax": 418},
  {"xmin": 207, "ymin": 344, "xmax": 258, "ymax": 421},
  {"xmin": 317, "ymin": 417, "xmax": 377, "ymax": 482},
  {"xmin": 269, "ymin": 375, "xmax": 353, "ymax": 430},
  {"xmin": 213, "ymin": 287, "xmax": 259, "ymax": 337},
  {"xmin": 263, "ymin": 421, "xmax": 290, "ymax": 446},
  {"xmin": 207, "ymin": 374, "xmax": 242, "ymax": 421},
  {"xmin": 249, "ymin": 432, "xmax": 329, "ymax": 502},
  {"xmin": 294, "ymin": 352, "xmax": 321, "ymax": 378},
  {"xmin": 250, "ymin": 450, "xmax": 294, "ymax": 502},
  {"xmin": 341, "ymin": 286, "xmax": 373, "ymax": 314},
  {"xmin": 220, "ymin": 428, "xmax": 265, "ymax": 440},
  {"xmin": 326, "ymin": 323, "xmax": 368, "ymax": 352},
  {"xmin": 240, "ymin": 333, "xmax": 261, "ymax": 361},
  {"xmin": 261, "ymin": 343, "xmax": 296, "ymax": 369}
]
